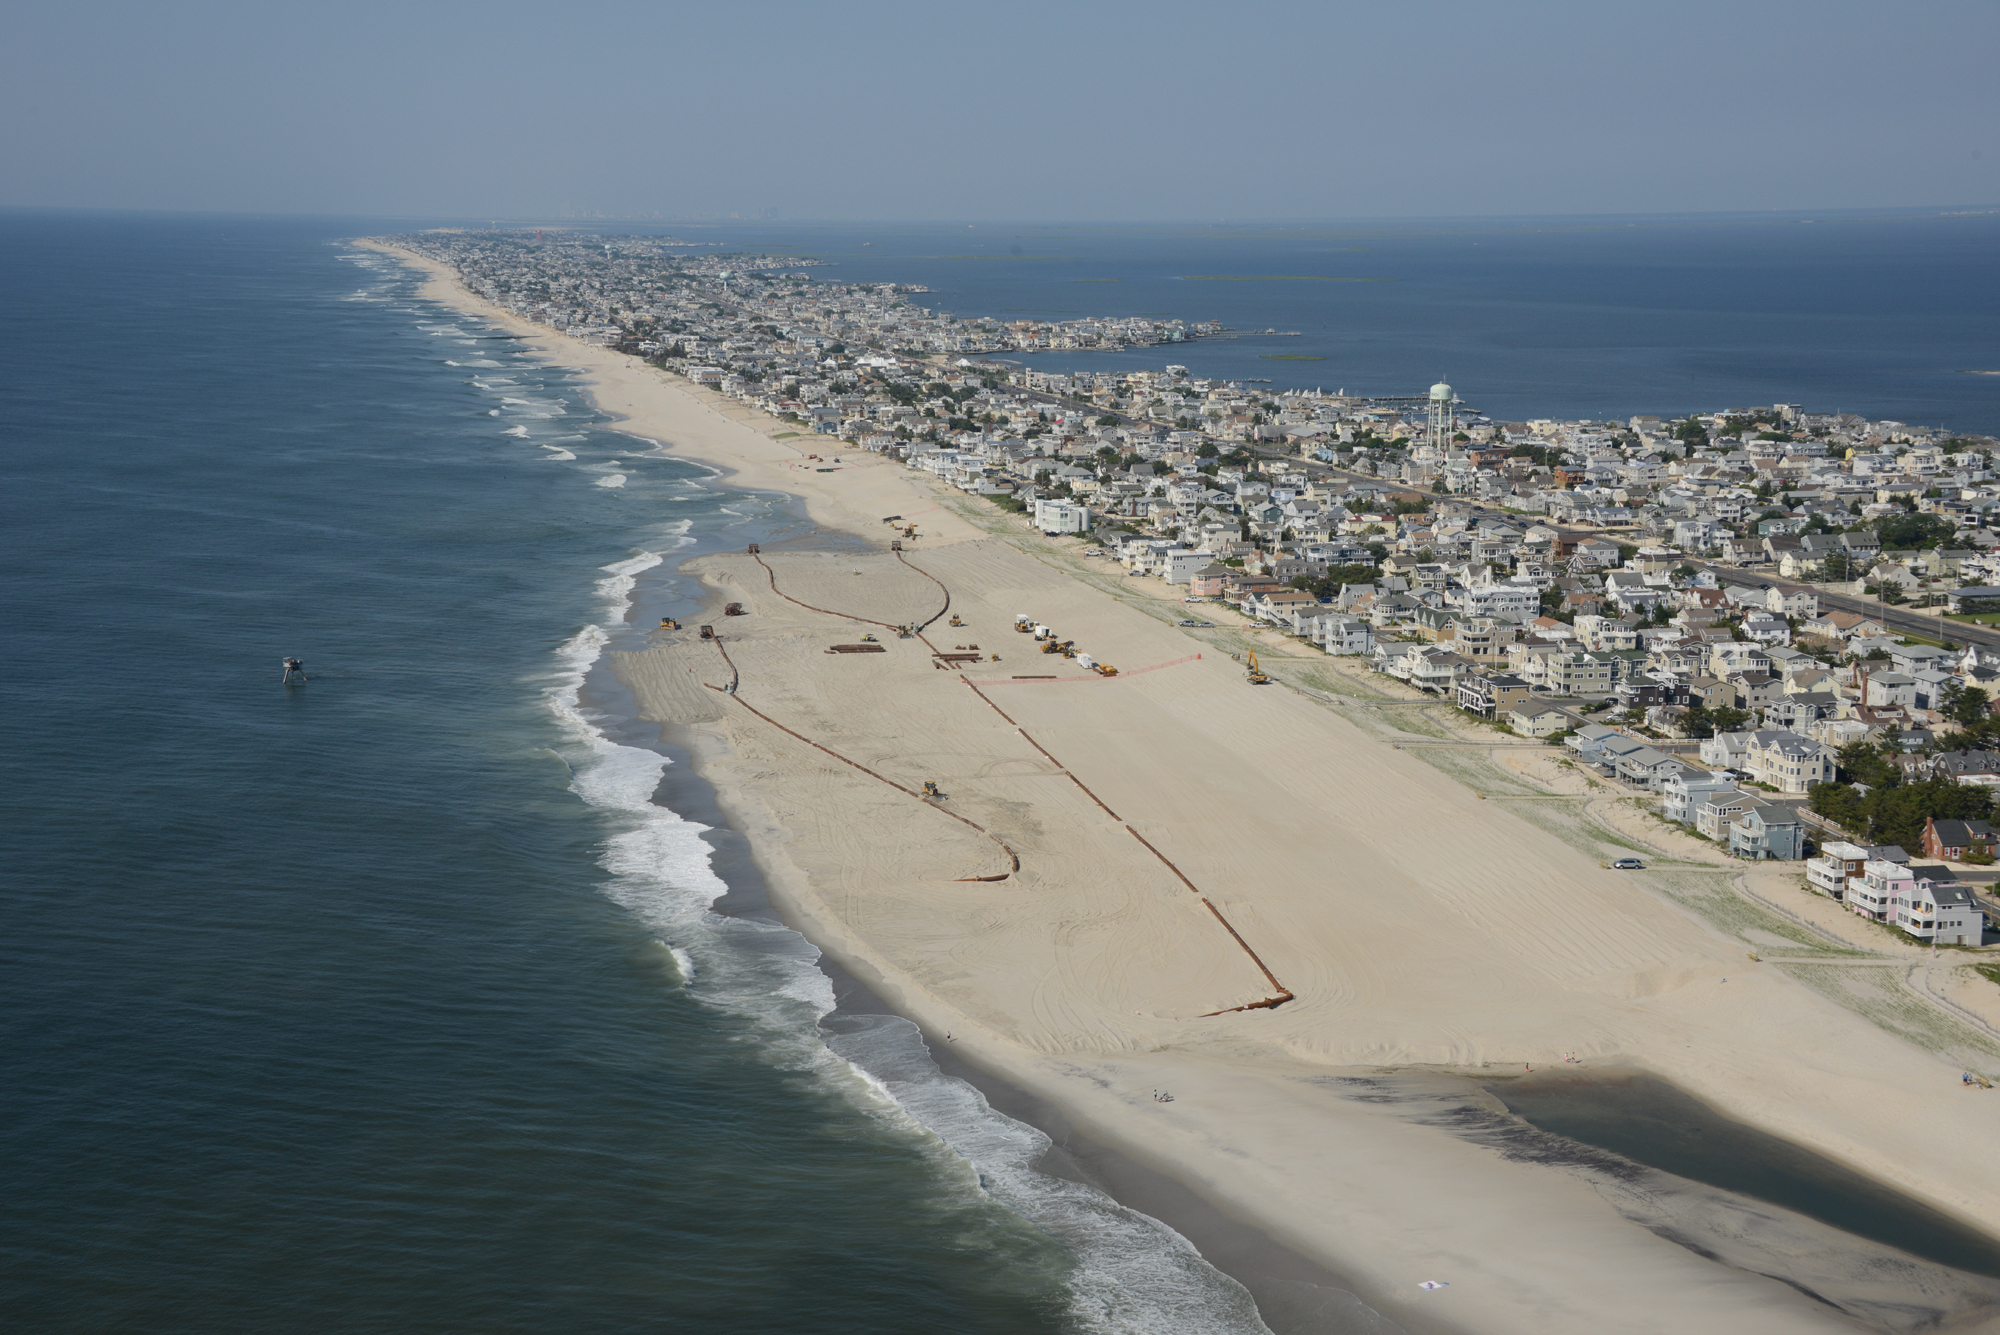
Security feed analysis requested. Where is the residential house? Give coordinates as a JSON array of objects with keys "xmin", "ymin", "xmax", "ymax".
[
  {"xmin": 1696, "ymin": 790, "xmax": 1761, "ymax": 840},
  {"xmin": 1730, "ymin": 801, "xmax": 1806, "ymax": 860},
  {"xmin": 1661, "ymin": 768, "xmax": 1739, "ymax": 824},
  {"xmin": 1187, "ymin": 563, "xmax": 1235, "ymax": 598},
  {"xmin": 1617, "ymin": 746, "xmax": 1691, "ymax": 790},
  {"xmin": 1742, "ymin": 729, "xmax": 1835, "ymax": 793},
  {"xmin": 1804, "ymin": 840, "xmax": 1906, "ymax": 900},
  {"xmin": 1848, "ymin": 858, "xmax": 1915, "ymax": 922},
  {"xmin": 1895, "ymin": 881, "xmax": 1985, "ymax": 945},
  {"xmin": 1509, "ymin": 703, "xmax": 1577, "ymax": 738},
  {"xmin": 1921, "ymin": 816, "xmax": 1996, "ymax": 861},
  {"xmin": 1800, "ymin": 610, "xmax": 1887, "ymax": 642},
  {"xmin": 1456, "ymin": 672, "xmax": 1532, "ymax": 719}
]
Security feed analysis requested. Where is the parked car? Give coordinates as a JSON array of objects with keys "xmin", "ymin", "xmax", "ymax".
[{"xmin": 1611, "ymin": 857, "xmax": 1645, "ymax": 870}]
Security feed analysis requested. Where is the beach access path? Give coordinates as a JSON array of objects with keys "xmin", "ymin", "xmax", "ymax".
[{"xmin": 364, "ymin": 239, "xmax": 2000, "ymax": 1335}]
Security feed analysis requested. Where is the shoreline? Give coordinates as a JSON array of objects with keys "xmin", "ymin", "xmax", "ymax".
[{"xmin": 362, "ymin": 238, "xmax": 2000, "ymax": 1335}]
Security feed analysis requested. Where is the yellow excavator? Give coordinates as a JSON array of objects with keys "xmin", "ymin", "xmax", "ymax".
[{"xmin": 1246, "ymin": 650, "xmax": 1270, "ymax": 685}]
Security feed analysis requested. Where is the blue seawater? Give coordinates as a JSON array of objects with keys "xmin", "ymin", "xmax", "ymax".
[
  {"xmin": 0, "ymin": 214, "xmax": 1280, "ymax": 1334},
  {"xmin": 682, "ymin": 214, "xmax": 2000, "ymax": 432}
]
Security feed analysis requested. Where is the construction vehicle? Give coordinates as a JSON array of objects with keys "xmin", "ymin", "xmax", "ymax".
[
  {"xmin": 1075, "ymin": 654, "xmax": 1096, "ymax": 672},
  {"xmin": 896, "ymin": 624, "xmax": 914, "ymax": 638},
  {"xmin": 860, "ymin": 633, "xmax": 877, "ymax": 642},
  {"xmin": 1041, "ymin": 639, "xmax": 1060, "ymax": 654},
  {"xmin": 1033, "ymin": 624, "xmax": 1053, "ymax": 640},
  {"xmin": 699, "ymin": 625, "xmax": 715, "ymax": 640},
  {"xmin": 1093, "ymin": 662, "xmax": 1118, "ymax": 677},
  {"xmin": 948, "ymin": 615, "xmax": 964, "ymax": 627},
  {"xmin": 1014, "ymin": 614, "xmax": 1032, "ymax": 632},
  {"xmin": 1058, "ymin": 642, "xmax": 1077, "ymax": 658},
  {"xmin": 902, "ymin": 524, "xmax": 917, "ymax": 538},
  {"xmin": 724, "ymin": 602, "xmax": 745, "ymax": 616},
  {"xmin": 659, "ymin": 617, "xmax": 680, "ymax": 630},
  {"xmin": 922, "ymin": 781, "xmax": 944, "ymax": 799},
  {"xmin": 1246, "ymin": 650, "xmax": 1270, "ymax": 685}
]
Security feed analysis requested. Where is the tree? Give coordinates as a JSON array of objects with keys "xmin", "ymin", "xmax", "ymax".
[
  {"xmin": 1876, "ymin": 512, "xmax": 1955, "ymax": 550},
  {"xmin": 1941, "ymin": 682, "xmax": 1994, "ymax": 729},
  {"xmin": 1097, "ymin": 414, "xmax": 1119, "ymax": 427}
]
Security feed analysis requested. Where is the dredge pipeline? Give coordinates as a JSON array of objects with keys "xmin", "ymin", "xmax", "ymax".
[
  {"xmin": 958, "ymin": 676, "xmax": 1292, "ymax": 1014},
  {"xmin": 728, "ymin": 548, "xmax": 1289, "ymax": 1010},
  {"xmin": 702, "ymin": 633, "xmax": 1015, "ymax": 882},
  {"xmin": 752, "ymin": 550, "xmax": 952, "ymax": 647}
]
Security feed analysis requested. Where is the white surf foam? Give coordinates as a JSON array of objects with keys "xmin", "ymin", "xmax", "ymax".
[
  {"xmin": 824, "ymin": 1015, "xmax": 1278, "ymax": 1335},
  {"xmin": 503, "ymin": 425, "xmax": 530, "ymax": 438},
  {"xmin": 539, "ymin": 447, "xmax": 577, "ymax": 461},
  {"xmin": 537, "ymin": 539, "xmax": 1288, "ymax": 1335},
  {"xmin": 596, "ymin": 473, "xmax": 628, "ymax": 489},
  {"xmin": 593, "ymin": 549, "xmax": 665, "ymax": 620}
]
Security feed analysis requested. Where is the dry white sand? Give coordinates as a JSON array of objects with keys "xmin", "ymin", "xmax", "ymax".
[{"xmin": 366, "ymin": 239, "xmax": 2000, "ymax": 1335}]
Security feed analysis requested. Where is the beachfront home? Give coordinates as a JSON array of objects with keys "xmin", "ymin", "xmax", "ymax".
[
  {"xmin": 1033, "ymin": 499, "xmax": 1091, "ymax": 535},
  {"xmin": 1896, "ymin": 881, "xmax": 1985, "ymax": 945},
  {"xmin": 1508, "ymin": 703, "xmax": 1576, "ymax": 738},
  {"xmin": 1804, "ymin": 840, "xmax": 1909, "ymax": 900},
  {"xmin": 1317, "ymin": 617, "xmax": 1374, "ymax": 656},
  {"xmin": 1847, "ymin": 858, "xmax": 1914, "ymax": 923},
  {"xmin": 1696, "ymin": 790, "xmax": 1760, "ymax": 841},
  {"xmin": 1188, "ymin": 563, "xmax": 1234, "ymax": 599},
  {"xmin": 1661, "ymin": 769, "xmax": 1739, "ymax": 825},
  {"xmin": 1729, "ymin": 801, "xmax": 1805, "ymax": 860},
  {"xmin": 1849, "ymin": 860, "xmax": 1986, "ymax": 943},
  {"xmin": 1615, "ymin": 746, "xmax": 1687, "ymax": 791},
  {"xmin": 1456, "ymin": 672, "xmax": 1531, "ymax": 719}
]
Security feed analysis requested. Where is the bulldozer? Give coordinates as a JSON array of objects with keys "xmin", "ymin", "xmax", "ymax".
[
  {"xmin": 1246, "ymin": 650, "xmax": 1271, "ymax": 685},
  {"xmin": 1093, "ymin": 662, "xmax": 1118, "ymax": 677},
  {"xmin": 948, "ymin": 615, "xmax": 964, "ymax": 627},
  {"xmin": 922, "ymin": 781, "xmax": 944, "ymax": 799},
  {"xmin": 659, "ymin": 617, "xmax": 680, "ymax": 630}
]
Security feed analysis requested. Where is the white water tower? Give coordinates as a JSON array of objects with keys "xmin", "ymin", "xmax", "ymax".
[{"xmin": 1427, "ymin": 377, "xmax": 1455, "ymax": 456}]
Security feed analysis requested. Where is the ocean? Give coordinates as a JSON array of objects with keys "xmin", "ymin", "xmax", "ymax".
[
  {"xmin": 3, "ymin": 208, "xmax": 1997, "ymax": 1334},
  {"xmin": 0, "ymin": 213, "xmax": 1284, "ymax": 1334}
]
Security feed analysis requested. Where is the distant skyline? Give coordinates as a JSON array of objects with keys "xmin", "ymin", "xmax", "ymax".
[{"xmin": 6, "ymin": 0, "xmax": 1997, "ymax": 222}]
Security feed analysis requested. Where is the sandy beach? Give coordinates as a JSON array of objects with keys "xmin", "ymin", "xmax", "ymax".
[{"xmin": 366, "ymin": 238, "xmax": 2000, "ymax": 1334}]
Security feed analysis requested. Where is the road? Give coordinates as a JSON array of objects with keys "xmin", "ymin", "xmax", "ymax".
[{"xmin": 1679, "ymin": 562, "xmax": 2000, "ymax": 651}]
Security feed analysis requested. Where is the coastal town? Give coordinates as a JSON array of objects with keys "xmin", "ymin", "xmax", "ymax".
[{"xmin": 397, "ymin": 227, "xmax": 2000, "ymax": 934}]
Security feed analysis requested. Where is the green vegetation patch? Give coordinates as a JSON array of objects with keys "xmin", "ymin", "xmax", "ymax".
[{"xmin": 1780, "ymin": 963, "xmax": 2000, "ymax": 1064}]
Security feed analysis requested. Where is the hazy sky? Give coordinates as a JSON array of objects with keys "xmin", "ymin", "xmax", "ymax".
[{"xmin": 5, "ymin": 0, "xmax": 1996, "ymax": 221}]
